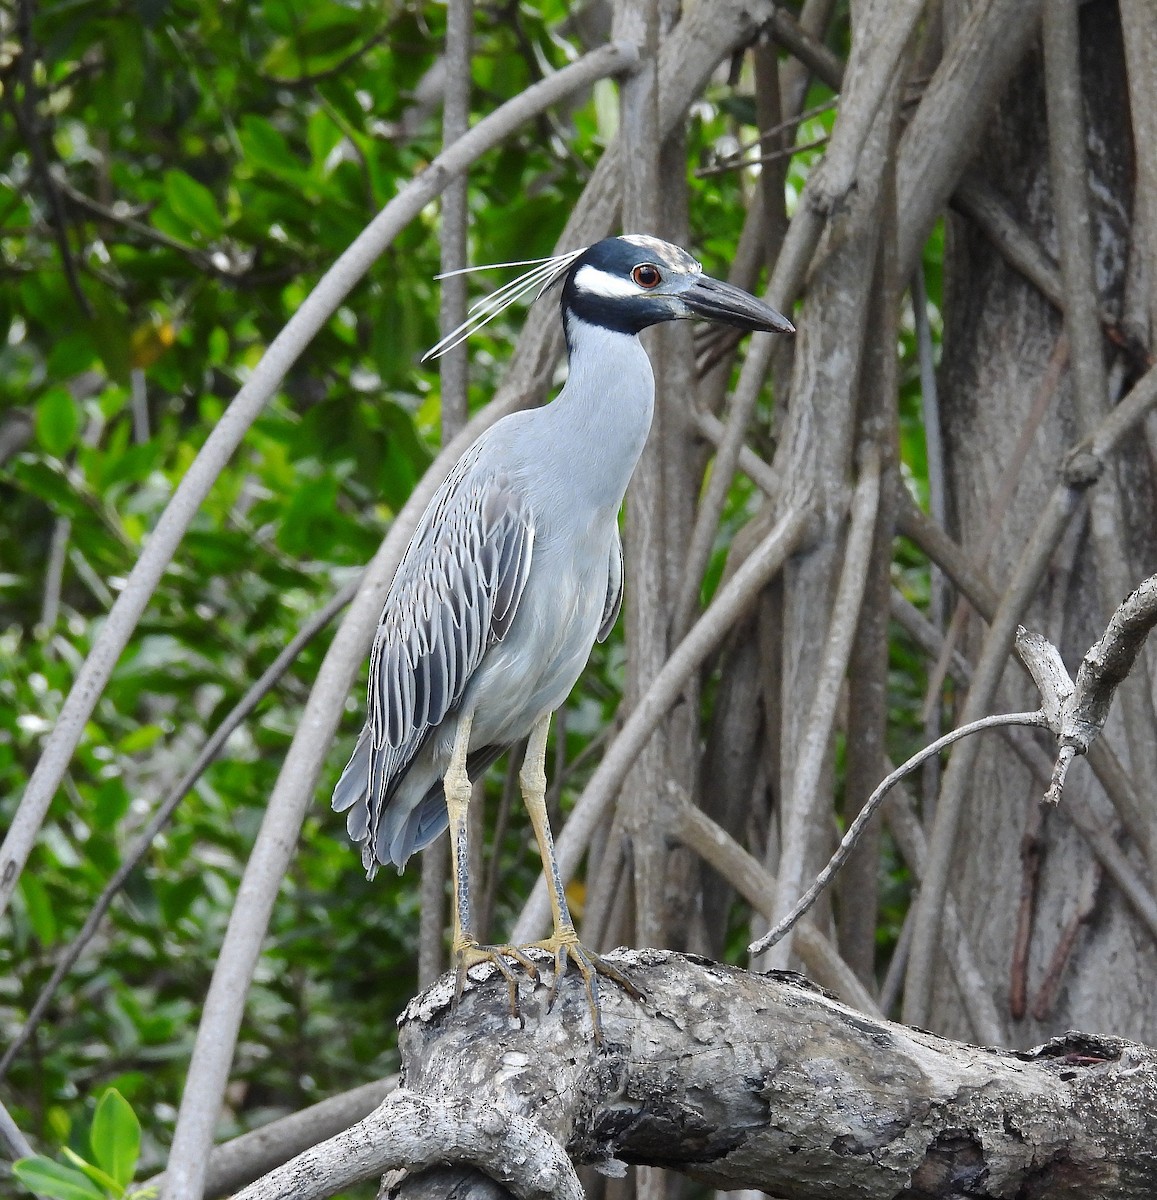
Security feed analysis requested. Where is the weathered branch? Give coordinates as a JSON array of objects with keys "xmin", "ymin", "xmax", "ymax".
[
  {"xmin": 235, "ymin": 1088, "xmax": 581, "ymax": 1200},
  {"xmin": 1017, "ymin": 574, "xmax": 1157, "ymax": 804},
  {"xmin": 145, "ymin": 1077, "xmax": 397, "ymax": 1199},
  {"xmin": 259, "ymin": 951, "xmax": 1157, "ymax": 1199}
]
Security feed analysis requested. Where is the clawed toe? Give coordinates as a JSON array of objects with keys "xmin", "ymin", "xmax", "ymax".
[
  {"xmin": 452, "ymin": 935, "xmax": 639, "ymax": 1043},
  {"xmin": 453, "ymin": 941, "xmax": 542, "ymax": 1017}
]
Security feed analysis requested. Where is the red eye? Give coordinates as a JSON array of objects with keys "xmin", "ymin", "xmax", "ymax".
[{"xmin": 632, "ymin": 263, "xmax": 662, "ymax": 289}]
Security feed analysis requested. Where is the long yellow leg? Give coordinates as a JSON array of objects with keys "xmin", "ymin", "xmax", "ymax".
[
  {"xmin": 445, "ymin": 710, "xmax": 537, "ymax": 1009},
  {"xmin": 444, "ymin": 710, "xmax": 475, "ymax": 956},
  {"xmin": 521, "ymin": 714, "xmax": 641, "ymax": 1041}
]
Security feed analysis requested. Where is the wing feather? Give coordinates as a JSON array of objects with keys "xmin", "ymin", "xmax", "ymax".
[
  {"xmin": 333, "ymin": 451, "xmax": 535, "ymax": 876},
  {"xmin": 598, "ymin": 529, "xmax": 624, "ymax": 643}
]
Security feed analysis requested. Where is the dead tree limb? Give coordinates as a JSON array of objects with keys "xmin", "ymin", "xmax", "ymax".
[{"xmin": 252, "ymin": 951, "xmax": 1157, "ymax": 1200}]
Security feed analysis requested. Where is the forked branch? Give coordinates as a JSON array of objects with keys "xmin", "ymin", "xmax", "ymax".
[{"xmin": 751, "ymin": 573, "xmax": 1157, "ymax": 956}]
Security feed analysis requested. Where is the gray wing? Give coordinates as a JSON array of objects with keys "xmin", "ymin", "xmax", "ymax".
[
  {"xmin": 332, "ymin": 449, "xmax": 534, "ymax": 867},
  {"xmin": 597, "ymin": 528, "xmax": 623, "ymax": 643}
]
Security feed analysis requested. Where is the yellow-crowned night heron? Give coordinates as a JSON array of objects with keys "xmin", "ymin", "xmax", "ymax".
[{"xmin": 333, "ymin": 234, "xmax": 793, "ymax": 1031}]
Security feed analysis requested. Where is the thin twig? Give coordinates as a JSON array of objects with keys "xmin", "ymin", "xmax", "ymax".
[
  {"xmin": 11, "ymin": 0, "xmax": 91, "ymax": 316},
  {"xmin": 749, "ymin": 710, "xmax": 1049, "ymax": 958},
  {"xmin": 693, "ymin": 134, "xmax": 829, "ymax": 178}
]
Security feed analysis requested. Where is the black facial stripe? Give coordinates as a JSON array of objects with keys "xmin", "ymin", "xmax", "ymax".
[{"xmin": 561, "ymin": 280, "xmax": 676, "ymax": 338}]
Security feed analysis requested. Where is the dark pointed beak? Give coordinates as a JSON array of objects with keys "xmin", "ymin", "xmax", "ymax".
[{"xmin": 680, "ymin": 275, "xmax": 795, "ymax": 334}]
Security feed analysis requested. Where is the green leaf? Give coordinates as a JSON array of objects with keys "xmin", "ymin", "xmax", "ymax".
[
  {"xmin": 259, "ymin": 10, "xmax": 366, "ymax": 80},
  {"xmin": 89, "ymin": 1088, "xmax": 140, "ymax": 1190},
  {"xmin": 238, "ymin": 115, "xmax": 307, "ymax": 184},
  {"xmin": 19, "ymin": 874, "xmax": 58, "ymax": 946},
  {"xmin": 35, "ymin": 387, "xmax": 81, "ymax": 456},
  {"xmin": 61, "ymin": 1147, "xmax": 124, "ymax": 1198},
  {"xmin": 161, "ymin": 170, "xmax": 223, "ymax": 240},
  {"xmin": 13, "ymin": 1157, "xmax": 106, "ymax": 1200}
]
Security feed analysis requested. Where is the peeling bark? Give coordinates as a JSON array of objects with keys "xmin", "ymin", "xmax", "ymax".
[{"xmin": 382, "ymin": 951, "xmax": 1157, "ymax": 1199}]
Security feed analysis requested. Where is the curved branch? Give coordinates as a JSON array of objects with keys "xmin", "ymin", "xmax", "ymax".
[
  {"xmin": 234, "ymin": 1089, "xmax": 582, "ymax": 1200},
  {"xmin": 749, "ymin": 709, "xmax": 1049, "ymax": 957},
  {"xmin": 0, "ymin": 577, "xmax": 359, "ymax": 1083}
]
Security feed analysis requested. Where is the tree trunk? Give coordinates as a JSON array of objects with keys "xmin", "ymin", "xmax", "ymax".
[{"xmin": 935, "ymin": 0, "xmax": 1157, "ymax": 1045}]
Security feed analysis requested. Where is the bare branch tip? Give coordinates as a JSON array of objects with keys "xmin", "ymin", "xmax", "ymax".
[{"xmin": 1045, "ymin": 744, "xmax": 1076, "ymax": 807}]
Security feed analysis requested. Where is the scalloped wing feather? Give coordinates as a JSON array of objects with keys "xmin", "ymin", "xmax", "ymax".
[{"xmin": 332, "ymin": 452, "xmax": 535, "ymax": 874}]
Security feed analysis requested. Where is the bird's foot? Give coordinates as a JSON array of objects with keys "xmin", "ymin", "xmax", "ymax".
[
  {"xmin": 452, "ymin": 938, "xmax": 541, "ymax": 1018},
  {"xmin": 526, "ymin": 928, "xmax": 643, "ymax": 1045}
]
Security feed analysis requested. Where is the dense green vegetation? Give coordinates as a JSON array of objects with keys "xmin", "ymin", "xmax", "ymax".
[{"xmin": 0, "ymin": 0, "xmax": 940, "ymax": 1188}]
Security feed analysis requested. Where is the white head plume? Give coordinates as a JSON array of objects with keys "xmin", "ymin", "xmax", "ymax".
[{"xmin": 422, "ymin": 248, "xmax": 586, "ymax": 361}]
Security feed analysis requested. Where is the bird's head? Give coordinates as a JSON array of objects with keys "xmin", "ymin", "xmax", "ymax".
[
  {"xmin": 423, "ymin": 233, "xmax": 793, "ymax": 361},
  {"xmin": 561, "ymin": 234, "xmax": 795, "ymax": 338}
]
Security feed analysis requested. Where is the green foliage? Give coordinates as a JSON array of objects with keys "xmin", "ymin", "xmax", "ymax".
[{"xmin": 14, "ymin": 1087, "xmax": 151, "ymax": 1200}]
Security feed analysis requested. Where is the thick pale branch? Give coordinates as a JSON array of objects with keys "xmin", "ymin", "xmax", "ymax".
[
  {"xmin": 145, "ymin": 1077, "xmax": 397, "ymax": 1200},
  {"xmin": 377, "ymin": 951, "xmax": 1157, "ymax": 1199},
  {"xmin": 234, "ymin": 1088, "xmax": 581, "ymax": 1200}
]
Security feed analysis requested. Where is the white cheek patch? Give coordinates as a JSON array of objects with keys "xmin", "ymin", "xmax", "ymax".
[{"xmin": 572, "ymin": 264, "xmax": 644, "ymax": 299}]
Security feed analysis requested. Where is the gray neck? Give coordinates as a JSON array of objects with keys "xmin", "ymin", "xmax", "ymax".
[{"xmin": 542, "ymin": 318, "xmax": 656, "ymax": 513}]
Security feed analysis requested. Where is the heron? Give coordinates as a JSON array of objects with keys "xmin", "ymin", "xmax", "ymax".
[{"xmin": 333, "ymin": 234, "xmax": 794, "ymax": 1034}]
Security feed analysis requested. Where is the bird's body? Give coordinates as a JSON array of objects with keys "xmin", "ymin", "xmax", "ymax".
[
  {"xmin": 333, "ymin": 322, "xmax": 654, "ymax": 871},
  {"xmin": 333, "ymin": 233, "xmax": 793, "ymax": 1033}
]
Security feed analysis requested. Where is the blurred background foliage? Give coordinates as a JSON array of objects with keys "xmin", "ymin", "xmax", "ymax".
[{"xmin": 0, "ymin": 0, "xmax": 936, "ymax": 1182}]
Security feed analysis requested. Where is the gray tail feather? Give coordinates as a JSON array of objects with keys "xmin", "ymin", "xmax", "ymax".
[{"xmin": 333, "ymin": 731, "xmax": 510, "ymax": 878}]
